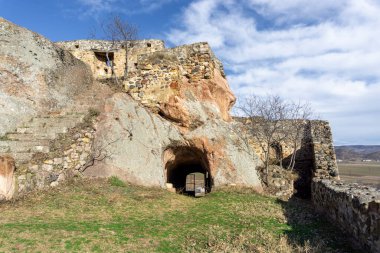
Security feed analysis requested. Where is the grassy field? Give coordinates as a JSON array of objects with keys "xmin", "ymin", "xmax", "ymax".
[
  {"xmin": 0, "ymin": 177, "xmax": 360, "ymax": 253},
  {"xmin": 338, "ymin": 162, "xmax": 380, "ymax": 188}
]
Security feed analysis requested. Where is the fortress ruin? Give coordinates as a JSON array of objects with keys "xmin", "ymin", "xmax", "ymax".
[{"xmin": 0, "ymin": 18, "xmax": 379, "ymax": 252}]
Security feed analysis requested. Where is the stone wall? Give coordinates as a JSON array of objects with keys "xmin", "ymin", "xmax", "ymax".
[
  {"xmin": 312, "ymin": 179, "xmax": 380, "ymax": 252},
  {"xmin": 233, "ymin": 118, "xmax": 338, "ymax": 197},
  {"xmin": 56, "ymin": 40, "xmax": 164, "ymax": 52},
  {"xmin": 15, "ymin": 128, "xmax": 95, "ymax": 196},
  {"xmin": 310, "ymin": 121, "xmax": 339, "ymax": 179},
  {"xmin": 56, "ymin": 40, "xmax": 165, "ymax": 79}
]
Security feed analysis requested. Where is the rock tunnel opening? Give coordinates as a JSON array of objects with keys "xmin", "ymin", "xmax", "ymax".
[{"xmin": 164, "ymin": 146, "xmax": 212, "ymax": 196}]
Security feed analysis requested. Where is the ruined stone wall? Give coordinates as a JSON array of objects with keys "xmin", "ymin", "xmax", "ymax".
[
  {"xmin": 56, "ymin": 40, "xmax": 164, "ymax": 52},
  {"xmin": 310, "ymin": 121, "xmax": 339, "ymax": 179},
  {"xmin": 15, "ymin": 129, "xmax": 94, "ymax": 196},
  {"xmin": 309, "ymin": 122, "xmax": 380, "ymax": 252},
  {"xmin": 234, "ymin": 118, "xmax": 338, "ymax": 197},
  {"xmin": 312, "ymin": 179, "xmax": 380, "ymax": 252},
  {"xmin": 55, "ymin": 40, "xmax": 165, "ymax": 80}
]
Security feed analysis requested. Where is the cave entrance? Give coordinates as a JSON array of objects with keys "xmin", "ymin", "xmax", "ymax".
[{"xmin": 164, "ymin": 146, "xmax": 212, "ymax": 196}]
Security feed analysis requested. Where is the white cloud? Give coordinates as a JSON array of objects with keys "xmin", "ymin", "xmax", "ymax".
[
  {"xmin": 167, "ymin": 0, "xmax": 380, "ymax": 145},
  {"xmin": 245, "ymin": 0, "xmax": 347, "ymax": 24},
  {"xmin": 74, "ymin": 0, "xmax": 174, "ymax": 17}
]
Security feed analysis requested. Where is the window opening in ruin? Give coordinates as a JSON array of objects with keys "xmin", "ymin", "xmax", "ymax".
[
  {"xmin": 94, "ymin": 51, "xmax": 115, "ymax": 76},
  {"xmin": 75, "ymin": 44, "xmax": 79, "ymax": 49},
  {"xmin": 147, "ymin": 43, "xmax": 152, "ymax": 47},
  {"xmin": 165, "ymin": 147, "xmax": 212, "ymax": 197},
  {"xmin": 95, "ymin": 51, "xmax": 114, "ymax": 67},
  {"xmin": 269, "ymin": 142, "xmax": 282, "ymax": 165}
]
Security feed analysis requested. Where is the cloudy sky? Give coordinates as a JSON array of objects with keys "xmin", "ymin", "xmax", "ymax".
[{"xmin": 1, "ymin": 0, "xmax": 380, "ymax": 145}]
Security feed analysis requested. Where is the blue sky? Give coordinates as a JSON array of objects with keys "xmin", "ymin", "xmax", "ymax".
[{"xmin": 1, "ymin": 0, "xmax": 380, "ymax": 145}]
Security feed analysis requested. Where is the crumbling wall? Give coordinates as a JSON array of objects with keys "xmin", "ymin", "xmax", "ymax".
[
  {"xmin": 310, "ymin": 121, "xmax": 339, "ymax": 179},
  {"xmin": 312, "ymin": 179, "xmax": 380, "ymax": 252},
  {"xmin": 234, "ymin": 118, "xmax": 338, "ymax": 197},
  {"xmin": 55, "ymin": 40, "xmax": 165, "ymax": 79},
  {"xmin": 15, "ymin": 129, "xmax": 95, "ymax": 196}
]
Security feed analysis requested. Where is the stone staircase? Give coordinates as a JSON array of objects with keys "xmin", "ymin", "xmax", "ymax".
[{"xmin": 0, "ymin": 113, "xmax": 85, "ymax": 167}]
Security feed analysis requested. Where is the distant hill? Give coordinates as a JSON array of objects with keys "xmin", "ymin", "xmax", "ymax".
[{"xmin": 335, "ymin": 145, "xmax": 380, "ymax": 161}]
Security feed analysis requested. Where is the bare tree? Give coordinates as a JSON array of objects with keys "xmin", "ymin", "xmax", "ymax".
[
  {"xmin": 90, "ymin": 15, "xmax": 138, "ymax": 84},
  {"xmin": 238, "ymin": 94, "xmax": 314, "ymax": 182},
  {"xmin": 285, "ymin": 101, "xmax": 313, "ymax": 171},
  {"xmin": 238, "ymin": 95, "xmax": 290, "ymax": 180}
]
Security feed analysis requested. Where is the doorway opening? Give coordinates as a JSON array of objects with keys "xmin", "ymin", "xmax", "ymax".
[{"xmin": 164, "ymin": 146, "xmax": 212, "ymax": 196}]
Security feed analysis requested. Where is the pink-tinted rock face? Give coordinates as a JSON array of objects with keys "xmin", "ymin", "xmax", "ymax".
[
  {"xmin": 0, "ymin": 156, "xmax": 15, "ymax": 200},
  {"xmin": 125, "ymin": 42, "xmax": 236, "ymax": 128},
  {"xmin": 91, "ymin": 94, "xmax": 263, "ymax": 191}
]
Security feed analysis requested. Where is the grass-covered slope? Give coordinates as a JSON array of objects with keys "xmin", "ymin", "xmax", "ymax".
[{"xmin": 0, "ymin": 178, "xmax": 359, "ymax": 253}]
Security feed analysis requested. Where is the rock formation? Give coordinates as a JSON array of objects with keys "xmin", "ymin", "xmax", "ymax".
[
  {"xmin": 1, "ymin": 17, "xmax": 377, "ymax": 253},
  {"xmin": 0, "ymin": 18, "xmax": 93, "ymax": 136},
  {"xmin": 0, "ymin": 18, "xmax": 264, "ymax": 196},
  {"xmin": 87, "ymin": 93, "xmax": 263, "ymax": 190},
  {"xmin": 0, "ymin": 156, "xmax": 15, "ymax": 201}
]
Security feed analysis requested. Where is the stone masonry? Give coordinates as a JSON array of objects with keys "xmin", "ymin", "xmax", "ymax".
[
  {"xmin": 235, "ymin": 118, "xmax": 338, "ymax": 197},
  {"xmin": 312, "ymin": 179, "xmax": 380, "ymax": 252},
  {"xmin": 56, "ymin": 40, "xmax": 164, "ymax": 79},
  {"xmin": 0, "ymin": 112, "xmax": 96, "ymax": 198}
]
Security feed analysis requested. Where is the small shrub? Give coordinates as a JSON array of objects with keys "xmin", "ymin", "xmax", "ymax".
[
  {"xmin": 0, "ymin": 135, "xmax": 9, "ymax": 141},
  {"xmin": 108, "ymin": 176, "xmax": 126, "ymax": 187},
  {"xmin": 88, "ymin": 108, "xmax": 100, "ymax": 118},
  {"xmin": 81, "ymin": 108, "xmax": 100, "ymax": 129}
]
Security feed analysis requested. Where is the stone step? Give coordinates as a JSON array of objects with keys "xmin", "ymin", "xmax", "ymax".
[
  {"xmin": 0, "ymin": 140, "xmax": 50, "ymax": 153},
  {"xmin": 6, "ymin": 132, "xmax": 57, "ymax": 141},
  {"xmin": 0, "ymin": 152, "xmax": 34, "ymax": 163},
  {"xmin": 16, "ymin": 126, "xmax": 69, "ymax": 135},
  {"xmin": 26, "ymin": 116, "xmax": 84, "ymax": 129}
]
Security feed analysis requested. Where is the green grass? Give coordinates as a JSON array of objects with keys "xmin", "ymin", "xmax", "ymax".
[
  {"xmin": 108, "ymin": 176, "xmax": 127, "ymax": 187},
  {"xmin": 0, "ymin": 179, "xmax": 360, "ymax": 253}
]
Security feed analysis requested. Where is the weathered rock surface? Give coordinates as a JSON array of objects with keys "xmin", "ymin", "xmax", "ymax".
[
  {"xmin": 0, "ymin": 18, "xmax": 92, "ymax": 135},
  {"xmin": 86, "ymin": 93, "xmax": 263, "ymax": 191},
  {"xmin": 126, "ymin": 43, "xmax": 236, "ymax": 127},
  {"xmin": 0, "ymin": 156, "xmax": 15, "ymax": 201},
  {"xmin": 1, "ymin": 18, "xmax": 264, "ymax": 197}
]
